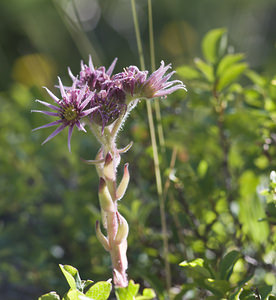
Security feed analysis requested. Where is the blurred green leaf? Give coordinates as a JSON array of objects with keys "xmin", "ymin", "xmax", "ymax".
[
  {"xmin": 135, "ymin": 288, "xmax": 156, "ymax": 300},
  {"xmin": 197, "ymin": 160, "xmax": 208, "ymax": 178},
  {"xmin": 202, "ymin": 28, "xmax": 226, "ymax": 64},
  {"xmin": 194, "ymin": 58, "xmax": 214, "ymax": 82},
  {"xmin": 203, "ymin": 278, "xmax": 231, "ymax": 297},
  {"xmin": 258, "ymin": 285, "xmax": 273, "ymax": 298},
  {"xmin": 85, "ymin": 281, "xmax": 112, "ymax": 300},
  {"xmin": 217, "ymin": 63, "xmax": 247, "ymax": 91},
  {"xmin": 218, "ymin": 250, "xmax": 240, "ymax": 280},
  {"xmin": 245, "ymin": 70, "xmax": 267, "ymax": 87},
  {"xmin": 217, "ymin": 54, "xmax": 244, "ymax": 77},
  {"xmin": 179, "ymin": 258, "xmax": 211, "ymax": 278},
  {"xmin": 176, "ymin": 65, "xmax": 202, "ymax": 80},
  {"xmin": 59, "ymin": 265, "xmax": 82, "ymax": 291}
]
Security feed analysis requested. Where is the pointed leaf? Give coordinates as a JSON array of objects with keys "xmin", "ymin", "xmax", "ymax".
[
  {"xmin": 245, "ymin": 69, "xmax": 267, "ymax": 87},
  {"xmin": 194, "ymin": 58, "xmax": 214, "ymax": 82},
  {"xmin": 218, "ymin": 250, "xmax": 240, "ymax": 280},
  {"xmin": 217, "ymin": 53, "xmax": 244, "ymax": 77},
  {"xmin": 176, "ymin": 65, "xmax": 202, "ymax": 80},
  {"xmin": 39, "ymin": 292, "xmax": 61, "ymax": 300},
  {"xmin": 85, "ymin": 281, "xmax": 112, "ymax": 300},
  {"xmin": 59, "ymin": 265, "xmax": 82, "ymax": 291},
  {"xmin": 202, "ymin": 28, "xmax": 227, "ymax": 64},
  {"xmin": 115, "ymin": 280, "xmax": 140, "ymax": 300},
  {"xmin": 217, "ymin": 63, "xmax": 247, "ymax": 91}
]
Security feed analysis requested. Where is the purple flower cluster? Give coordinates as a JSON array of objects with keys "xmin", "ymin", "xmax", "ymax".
[{"xmin": 33, "ymin": 56, "xmax": 186, "ymax": 150}]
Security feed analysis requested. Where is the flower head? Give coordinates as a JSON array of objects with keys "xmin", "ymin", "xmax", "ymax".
[
  {"xmin": 69, "ymin": 55, "xmax": 118, "ymax": 91},
  {"xmin": 112, "ymin": 66, "xmax": 148, "ymax": 96},
  {"xmin": 90, "ymin": 85, "xmax": 126, "ymax": 130},
  {"xmin": 32, "ymin": 77, "xmax": 98, "ymax": 151},
  {"xmin": 141, "ymin": 61, "xmax": 186, "ymax": 98}
]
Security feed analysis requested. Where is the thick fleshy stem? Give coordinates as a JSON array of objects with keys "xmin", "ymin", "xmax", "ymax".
[{"xmin": 93, "ymin": 122, "xmax": 130, "ymax": 288}]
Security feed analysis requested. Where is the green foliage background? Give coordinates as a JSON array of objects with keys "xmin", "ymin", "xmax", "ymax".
[{"xmin": 0, "ymin": 0, "xmax": 276, "ymax": 299}]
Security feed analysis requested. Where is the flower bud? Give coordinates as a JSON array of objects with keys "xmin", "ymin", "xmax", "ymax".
[
  {"xmin": 114, "ymin": 212, "xmax": 129, "ymax": 245},
  {"xmin": 116, "ymin": 163, "xmax": 130, "ymax": 201},
  {"xmin": 99, "ymin": 177, "xmax": 115, "ymax": 212}
]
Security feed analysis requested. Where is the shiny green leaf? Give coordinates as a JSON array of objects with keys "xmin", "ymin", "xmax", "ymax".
[
  {"xmin": 62, "ymin": 289, "xmax": 87, "ymax": 300},
  {"xmin": 218, "ymin": 250, "xmax": 240, "ymax": 280},
  {"xmin": 115, "ymin": 280, "xmax": 140, "ymax": 300},
  {"xmin": 39, "ymin": 292, "xmax": 61, "ymax": 300},
  {"xmin": 59, "ymin": 264, "xmax": 82, "ymax": 291},
  {"xmin": 85, "ymin": 281, "xmax": 112, "ymax": 300}
]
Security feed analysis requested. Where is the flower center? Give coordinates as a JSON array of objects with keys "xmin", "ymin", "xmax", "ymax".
[{"xmin": 63, "ymin": 105, "xmax": 78, "ymax": 121}]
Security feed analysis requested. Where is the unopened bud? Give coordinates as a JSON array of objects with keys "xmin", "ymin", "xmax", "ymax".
[
  {"xmin": 103, "ymin": 152, "xmax": 115, "ymax": 181},
  {"xmin": 99, "ymin": 177, "xmax": 115, "ymax": 212},
  {"xmin": 114, "ymin": 212, "xmax": 129, "ymax": 245},
  {"xmin": 116, "ymin": 163, "xmax": 130, "ymax": 201},
  {"xmin": 95, "ymin": 220, "xmax": 110, "ymax": 251}
]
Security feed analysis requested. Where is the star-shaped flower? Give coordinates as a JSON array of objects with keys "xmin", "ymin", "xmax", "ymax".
[{"xmin": 32, "ymin": 77, "xmax": 98, "ymax": 151}]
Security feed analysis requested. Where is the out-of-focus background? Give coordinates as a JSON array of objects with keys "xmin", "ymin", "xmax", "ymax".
[{"xmin": 0, "ymin": 0, "xmax": 276, "ymax": 299}]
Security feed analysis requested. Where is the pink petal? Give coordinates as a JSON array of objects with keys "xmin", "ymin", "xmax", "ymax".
[
  {"xmin": 58, "ymin": 77, "xmax": 66, "ymax": 98},
  {"xmin": 81, "ymin": 60, "xmax": 85, "ymax": 70},
  {"xmin": 154, "ymin": 85, "xmax": 186, "ymax": 97},
  {"xmin": 76, "ymin": 120, "xmax": 86, "ymax": 132},
  {"xmin": 31, "ymin": 110, "xmax": 60, "ymax": 117},
  {"xmin": 43, "ymin": 87, "xmax": 60, "ymax": 103},
  {"xmin": 106, "ymin": 57, "xmax": 118, "ymax": 76},
  {"xmin": 68, "ymin": 67, "xmax": 76, "ymax": 81},
  {"xmin": 80, "ymin": 93, "xmax": 93, "ymax": 110},
  {"xmin": 35, "ymin": 99, "xmax": 62, "ymax": 111},
  {"xmin": 88, "ymin": 55, "xmax": 95, "ymax": 71},
  {"xmin": 41, "ymin": 123, "xmax": 67, "ymax": 145},
  {"xmin": 67, "ymin": 125, "xmax": 74, "ymax": 152},
  {"xmin": 32, "ymin": 120, "xmax": 63, "ymax": 131},
  {"xmin": 80, "ymin": 106, "xmax": 99, "ymax": 117},
  {"xmin": 77, "ymin": 84, "xmax": 87, "ymax": 105}
]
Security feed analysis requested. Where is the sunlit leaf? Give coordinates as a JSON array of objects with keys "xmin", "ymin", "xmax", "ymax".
[
  {"xmin": 197, "ymin": 160, "xmax": 208, "ymax": 178},
  {"xmin": 216, "ymin": 53, "xmax": 244, "ymax": 77},
  {"xmin": 194, "ymin": 58, "xmax": 214, "ymax": 82},
  {"xmin": 176, "ymin": 65, "xmax": 202, "ymax": 80},
  {"xmin": 62, "ymin": 289, "xmax": 87, "ymax": 300},
  {"xmin": 39, "ymin": 292, "xmax": 61, "ymax": 300},
  {"xmin": 179, "ymin": 258, "xmax": 211, "ymax": 278},
  {"xmin": 245, "ymin": 69, "xmax": 267, "ymax": 87},
  {"xmin": 218, "ymin": 250, "xmax": 240, "ymax": 280},
  {"xmin": 135, "ymin": 288, "xmax": 156, "ymax": 300},
  {"xmin": 202, "ymin": 28, "xmax": 226, "ymax": 64},
  {"xmin": 85, "ymin": 281, "xmax": 112, "ymax": 300},
  {"xmin": 115, "ymin": 280, "xmax": 140, "ymax": 300},
  {"xmin": 217, "ymin": 63, "xmax": 247, "ymax": 91},
  {"xmin": 59, "ymin": 264, "xmax": 82, "ymax": 291}
]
